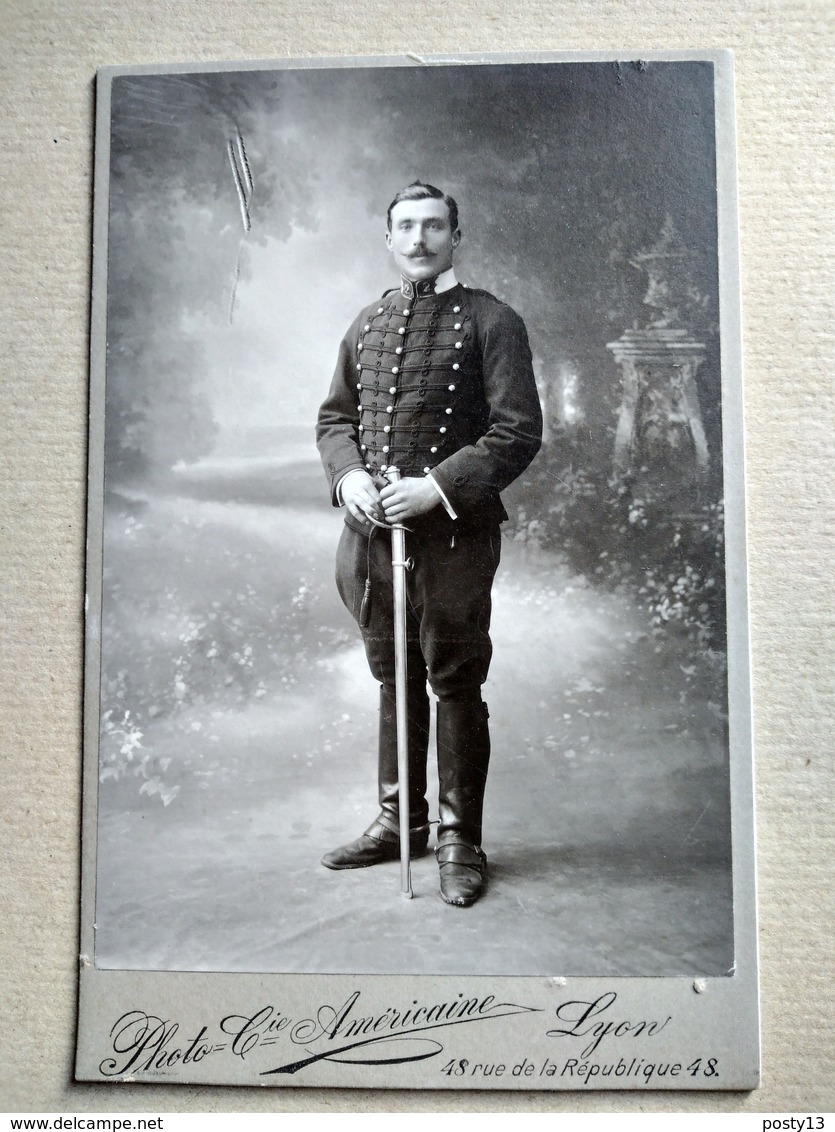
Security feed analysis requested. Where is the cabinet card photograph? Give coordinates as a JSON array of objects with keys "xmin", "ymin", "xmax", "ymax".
[{"xmin": 78, "ymin": 51, "xmax": 758, "ymax": 1091}]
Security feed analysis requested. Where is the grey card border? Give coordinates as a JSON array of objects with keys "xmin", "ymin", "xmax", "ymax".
[{"xmin": 77, "ymin": 48, "xmax": 759, "ymax": 1091}]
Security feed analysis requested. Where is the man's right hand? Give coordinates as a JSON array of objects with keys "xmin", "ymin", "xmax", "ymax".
[{"xmin": 340, "ymin": 469, "xmax": 384, "ymax": 525}]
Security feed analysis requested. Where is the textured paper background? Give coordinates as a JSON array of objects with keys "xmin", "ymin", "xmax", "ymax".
[{"xmin": 1, "ymin": 0, "xmax": 832, "ymax": 1114}]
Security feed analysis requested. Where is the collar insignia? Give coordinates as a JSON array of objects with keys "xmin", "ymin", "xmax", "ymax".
[{"xmin": 400, "ymin": 277, "xmax": 438, "ymax": 299}]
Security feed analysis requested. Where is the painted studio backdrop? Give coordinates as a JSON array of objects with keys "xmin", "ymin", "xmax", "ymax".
[{"xmin": 95, "ymin": 60, "xmax": 732, "ymax": 976}]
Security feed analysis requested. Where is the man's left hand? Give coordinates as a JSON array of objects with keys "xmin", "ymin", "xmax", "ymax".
[{"xmin": 380, "ymin": 477, "xmax": 440, "ymax": 522}]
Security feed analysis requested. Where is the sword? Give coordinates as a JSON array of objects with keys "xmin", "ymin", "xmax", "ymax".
[{"xmin": 383, "ymin": 467, "xmax": 414, "ymax": 899}]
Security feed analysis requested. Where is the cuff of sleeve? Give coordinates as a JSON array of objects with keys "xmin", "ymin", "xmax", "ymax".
[
  {"xmin": 426, "ymin": 473, "xmax": 458, "ymax": 520},
  {"xmin": 336, "ymin": 468, "xmax": 368, "ymax": 505}
]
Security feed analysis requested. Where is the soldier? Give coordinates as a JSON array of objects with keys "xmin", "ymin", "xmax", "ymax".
[{"xmin": 316, "ymin": 181, "xmax": 542, "ymax": 906}]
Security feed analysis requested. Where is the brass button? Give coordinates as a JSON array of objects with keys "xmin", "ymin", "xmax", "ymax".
[
  {"xmin": 395, "ymin": 346, "xmax": 403, "ymax": 355},
  {"xmin": 389, "ymin": 386, "xmax": 397, "ymax": 394},
  {"xmin": 448, "ymin": 384, "xmax": 456, "ymax": 391},
  {"xmin": 454, "ymin": 322, "xmax": 462, "ymax": 330},
  {"xmin": 398, "ymin": 327, "xmax": 406, "ymax": 335},
  {"xmin": 430, "ymin": 446, "xmax": 438, "ymax": 453},
  {"xmin": 392, "ymin": 366, "xmax": 399, "ymax": 374},
  {"xmin": 403, "ymin": 308, "xmax": 411, "ymax": 315},
  {"xmin": 452, "ymin": 363, "xmax": 460, "ymax": 371},
  {"xmin": 383, "ymin": 445, "xmax": 390, "ymax": 453},
  {"xmin": 455, "ymin": 342, "xmax": 462, "ymax": 349},
  {"xmin": 445, "ymin": 408, "xmax": 453, "ymax": 415},
  {"xmin": 386, "ymin": 405, "xmax": 393, "ymax": 413},
  {"xmin": 377, "ymin": 307, "xmax": 384, "ymax": 314},
  {"xmin": 453, "ymin": 305, "xmax": 461, "ymax": 313},
  {"xmin": 364, "ymin": 324, "xmax": 371, "ymax": 331},
  {"xmin": 440, "ymin": 426, "xmax": 447, "ymax": 433},
  {"xmin": 383, "ymin": 425, "xmax": 391, "ymax": 433}
]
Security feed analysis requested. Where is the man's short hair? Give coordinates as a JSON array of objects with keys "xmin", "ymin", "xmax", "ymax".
[{"xmin": 386, "ymin": 181, "xmax": 459, "ymax": 234}]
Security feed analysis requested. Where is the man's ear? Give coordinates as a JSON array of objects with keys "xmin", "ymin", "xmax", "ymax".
[
  {"xmin": 452, "ymin": 228, "xmax": 462, "ymax": 248},
  {"xmin": 385, "ymin": 229, "xmax": 393, "ymax": 250}
]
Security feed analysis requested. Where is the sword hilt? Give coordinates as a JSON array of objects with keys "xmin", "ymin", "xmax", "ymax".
[{"xmin": 378, "ymin": 467, "xmax": 412, "ymax": 534}]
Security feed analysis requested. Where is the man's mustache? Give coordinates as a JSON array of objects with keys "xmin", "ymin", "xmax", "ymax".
[{"xmin": 406, "ymin": 248, "xmax": 433, "ymax": 257}]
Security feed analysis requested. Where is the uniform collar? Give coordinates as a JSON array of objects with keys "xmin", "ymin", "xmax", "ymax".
[{"xmin": 400, "ymin": 267, "xmax": 458, "ymax": 299}]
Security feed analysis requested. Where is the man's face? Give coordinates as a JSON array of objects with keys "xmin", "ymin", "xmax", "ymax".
[{"xmin": 386, "ymin": 198, "xmax": 460, "ymax": 282}]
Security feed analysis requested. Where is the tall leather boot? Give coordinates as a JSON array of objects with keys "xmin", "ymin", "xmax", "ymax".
[
  {"xmin": 321, "ymin": 682, "xmax": 430, "ymax": 869},
  {"xmin": 435, "ymin": 699, "xmax": 490, "ymax": 906},
  {"xmin": 376, "ymin": 682, "xmax": 430, "ymax": 835}
]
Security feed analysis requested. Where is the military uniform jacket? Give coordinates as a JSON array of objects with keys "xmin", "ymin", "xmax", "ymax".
[{"xmin": 317, "ymin": 280, "xmax": 543, "ymax": 531}]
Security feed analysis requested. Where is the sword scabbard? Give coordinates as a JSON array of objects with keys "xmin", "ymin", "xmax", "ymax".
[{"xmin": 384, "ymin": 466, "xmax": 413, "ymax": 898}]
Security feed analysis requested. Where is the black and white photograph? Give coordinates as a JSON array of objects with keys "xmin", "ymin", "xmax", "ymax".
[{"xmin": 77, "ymin": 52, "xmax": 758, "ymax": 1090}]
